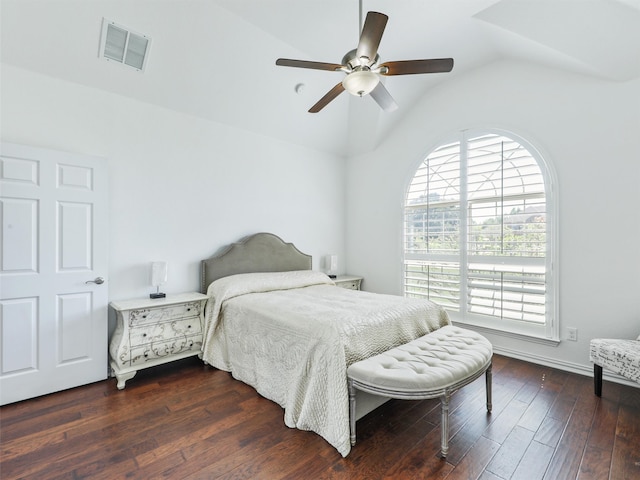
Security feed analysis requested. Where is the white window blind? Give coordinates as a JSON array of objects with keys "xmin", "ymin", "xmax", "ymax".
[{"xmin": 404, "ymin": 132, "xmax": 554, "ymax": 338}]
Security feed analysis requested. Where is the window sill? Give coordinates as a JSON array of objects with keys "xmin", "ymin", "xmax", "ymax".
[{"xmin": 448, "ymin": 313, "xmax": 561, "ymax": 347}]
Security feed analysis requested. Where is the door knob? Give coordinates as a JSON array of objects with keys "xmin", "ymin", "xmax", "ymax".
[{"xmin": 86, "ymin": 277, "xmax": 105, "ymax": 285}]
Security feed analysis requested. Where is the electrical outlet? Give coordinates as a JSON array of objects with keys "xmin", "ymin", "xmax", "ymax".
[{"xmin": 567, "ymin": 327, "xmax": 578, "ymax": 342}]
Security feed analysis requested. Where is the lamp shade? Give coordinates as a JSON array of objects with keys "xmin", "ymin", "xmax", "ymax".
[
  {"xmin": 326, "ymin": 254, "xmax": 338, "ymax": 276},
  {"xmin": 342, "ymin": 70, "xmax": 379, "ymax": 97},
  {"xmin": 150, "ymin": 261, "xmax": 168, "ymax": 287}
]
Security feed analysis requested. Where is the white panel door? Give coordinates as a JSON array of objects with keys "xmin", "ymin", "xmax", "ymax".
[{"xmin": 0, "ymin": 143, "xmax": 108, "ymax": 405}]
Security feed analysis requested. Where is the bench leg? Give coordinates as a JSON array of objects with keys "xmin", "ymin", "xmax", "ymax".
[
  {"xmin": 594, "ymin": 364, "xmax": 603, "ymax": 397},
  {"xmin": 486, "ymin": 363, "xmax": 493, "ymax": 413},
  {"xmin": 348, "ymin": 379, "xmax": 357, "ymax": 446},
  {"xmin": 439, "ymin": 393, "xmax": 451, "ymax": 458}
]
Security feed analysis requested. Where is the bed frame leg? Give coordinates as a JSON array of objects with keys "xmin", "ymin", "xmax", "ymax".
[
  {"xmin": 439, "ymin": 392, "xmax": 451, "ymax": 458},
  {"xmin": 486, "ymin": 363, "xmax": 493, "ymax": 413},
  {"xmin": 594, "ymin": 364, "xmax": 603, "ymax": 397},
  {"xmin": 348, "ymin": 379, "xmax": 357, "ymax": 446}
]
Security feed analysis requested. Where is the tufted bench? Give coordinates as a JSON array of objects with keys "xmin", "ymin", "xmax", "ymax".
[{"xmin": 347, "ymin": 325, "xmax": 493, "ymax": 458}]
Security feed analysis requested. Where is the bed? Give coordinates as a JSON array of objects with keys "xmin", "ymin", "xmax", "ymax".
[{"xmin": 200, "ymin": 232, "xmax": 451, "ymax": 457}]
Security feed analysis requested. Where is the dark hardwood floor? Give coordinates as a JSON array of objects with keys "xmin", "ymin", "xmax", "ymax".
[{"xmin": 1, "ymin": 354, "xmax": 639, "ymax": 479}]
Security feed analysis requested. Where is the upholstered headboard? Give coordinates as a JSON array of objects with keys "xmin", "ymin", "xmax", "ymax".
[{"xmin": 200, "ymin": 232, "xmax": 312, "ymax": 292}]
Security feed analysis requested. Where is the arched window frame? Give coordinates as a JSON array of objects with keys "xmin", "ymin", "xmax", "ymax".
[{"xmin": 403, "ymin": 128, "xmax": 559, "ymax": 344}]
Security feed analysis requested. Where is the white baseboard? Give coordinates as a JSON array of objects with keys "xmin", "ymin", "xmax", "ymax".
[{"xmin": 492, "ymin": 345, "xmax": 639, "ymax": 389}]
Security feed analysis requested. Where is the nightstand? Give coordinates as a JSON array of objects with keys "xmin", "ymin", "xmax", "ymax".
[
  {"xmin": 109, "ymin": 292, "xmax": 208, "ymax": 389},
  {"xmin": 333, "ymin": 275, "xmax": 363, "ymax": 290}
]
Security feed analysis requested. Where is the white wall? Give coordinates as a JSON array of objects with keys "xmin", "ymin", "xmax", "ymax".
[
  {"xmin": 346, "ymin": 60, "xmax": 640, "ymax": 375},
  {"xmin": 3, "ymin": 59, "xmax": 639, "ymax": 378},
  {"xmin": 1, "ymin": 65, "xmax": 346, "ymax": 306}
]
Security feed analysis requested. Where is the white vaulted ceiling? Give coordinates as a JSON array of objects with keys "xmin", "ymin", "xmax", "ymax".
[{"xmin": 2, "ymin": 0, "xmax": 640, "ymax": 156}]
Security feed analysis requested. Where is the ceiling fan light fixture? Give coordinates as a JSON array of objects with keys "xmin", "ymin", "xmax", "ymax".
[{"xmin": 342, "ymin": 69, "xmax": 379, "ymax": 97}]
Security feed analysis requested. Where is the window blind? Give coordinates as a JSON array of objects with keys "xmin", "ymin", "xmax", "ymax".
[{"xmin": 404, "ymin": 133, "xmax": 548, "ymax": 328}]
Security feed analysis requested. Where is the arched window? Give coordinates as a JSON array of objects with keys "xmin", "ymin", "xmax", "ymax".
[{"xmin": 404, "ymin": 131, "xmax": 557, "ymax": 341}]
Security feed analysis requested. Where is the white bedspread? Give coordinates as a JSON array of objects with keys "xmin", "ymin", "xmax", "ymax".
[{"xmin": 201, "ymin": 270, "xmax": 450, "ymax": 456}]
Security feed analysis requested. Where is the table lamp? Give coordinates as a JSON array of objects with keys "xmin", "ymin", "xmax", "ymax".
[{"xmin": 150, "ymin": 261, "xmax": 167, "ymax": 298}]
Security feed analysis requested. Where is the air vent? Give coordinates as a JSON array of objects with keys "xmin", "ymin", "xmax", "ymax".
[{"xmin": 99, "ymin": 18, "xmax": 151, "ymax": 72}]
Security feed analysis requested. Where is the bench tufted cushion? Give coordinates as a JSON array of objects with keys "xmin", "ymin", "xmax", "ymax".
[
  {"xmin": 590, "ymin": 337, "xmax": 640, "ymax": 384},
  {"xmin": 347, "ymin": 325, "xmax": 493, "ymax": 394}
]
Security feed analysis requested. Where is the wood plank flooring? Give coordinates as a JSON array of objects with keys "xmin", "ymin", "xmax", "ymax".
[{"xmin": 1, "ymin": 354, "xmax": 639, "ymax": 479}]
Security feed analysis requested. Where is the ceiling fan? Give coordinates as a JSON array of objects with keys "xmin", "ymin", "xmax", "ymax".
[{"xmin": 275, "ymin": 10, "xmax": 454, "ymax": 113}]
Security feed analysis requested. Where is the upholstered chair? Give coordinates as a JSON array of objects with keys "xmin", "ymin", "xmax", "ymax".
[{"xmin": 589, "ymin": 335, "xmax": 640, "ymax": 396}]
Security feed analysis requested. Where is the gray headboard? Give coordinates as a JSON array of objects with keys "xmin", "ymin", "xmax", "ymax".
[{"xmin": 200, "ymin": 232, "xmax": 312, "ymax": 293}]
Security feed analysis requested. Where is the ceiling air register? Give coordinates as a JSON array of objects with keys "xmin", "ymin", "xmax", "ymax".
[{"xmin": 99, "ymin": 18, "xmax": 151, "ymax": 72}]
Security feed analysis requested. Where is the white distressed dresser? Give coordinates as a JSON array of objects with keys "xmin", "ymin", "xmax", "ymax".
[{"xmin": 109, "ymin": 292, "xmax": 208, "ymax": 389}]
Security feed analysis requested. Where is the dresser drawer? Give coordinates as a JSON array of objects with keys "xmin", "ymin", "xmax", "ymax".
[
  {"xmin": 129, "ymin": 302, "xmax": 203, "ymax": 327},
  {"xmin": 129, "ymin": 334, "xmax": 202, "ymax": 366},
  {"xmin": 337, "ymin": 280, "xmax": 360, "ymax": 290},
  {"xmin": 334, "ymin": 276, "xmax": 362, "ymax": 290},
  {"xmin": 129, "ymin": 317, "xmax": 202, "ymax": 347}
]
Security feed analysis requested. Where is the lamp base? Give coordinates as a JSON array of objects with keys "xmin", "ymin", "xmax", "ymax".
[{"xmin": 150, "ymin": 292, "xmax": 166, "ymax": 299}]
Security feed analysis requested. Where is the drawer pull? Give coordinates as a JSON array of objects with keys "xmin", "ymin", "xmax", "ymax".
[
  {"xmin": 188, "ymin": 325, "xmax": 191, "ymax": 328},
  {"xmin": 187, "ymin": 308, "xmax": 191, "ymax": 312},
  {"xmin": 143, "ymin": 333, "xmax": 147, "ymax": 337}
]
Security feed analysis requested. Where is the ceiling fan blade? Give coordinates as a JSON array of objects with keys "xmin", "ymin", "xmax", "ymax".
[
  {"xmin": 309, "ymin": 82, "xmax": 346, "ymax": 113},
  {"xmin": 379, "ymin": 58, "xmax": 454, "ymax": 76},
  {"xmin": 276, "ymin": 58, "xmax": 344, "ymax": 71},
  {"xmin": 356, "ymin": 12, "xmax": 388, "ymax": 64},
  {"xmin": 370, "ymin": 82, "xmax": 398, "ymax": 112}
]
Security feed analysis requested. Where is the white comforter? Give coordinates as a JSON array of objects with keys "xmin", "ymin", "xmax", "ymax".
[{"xmin": 201, "ymin": 270, "xmax": 450, "ymax": 456}]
